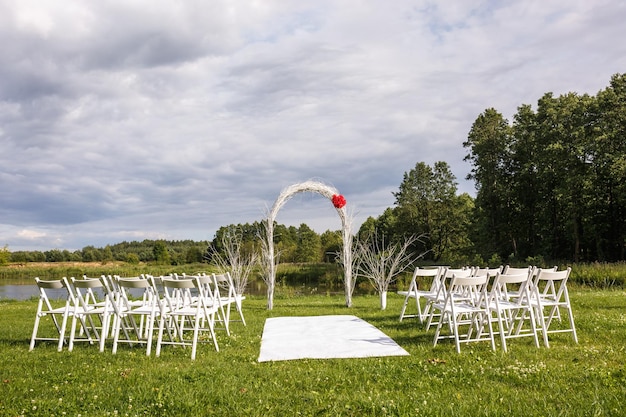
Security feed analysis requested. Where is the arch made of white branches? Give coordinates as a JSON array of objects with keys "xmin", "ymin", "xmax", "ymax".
[{"xmin": 261, "ymin": 180, "xmax": 354, "ymax": 309}]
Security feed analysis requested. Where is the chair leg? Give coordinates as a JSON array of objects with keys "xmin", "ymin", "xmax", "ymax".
[{"xmin": 29, "ymin": 314, "xmax": 42, "ymax": 351}]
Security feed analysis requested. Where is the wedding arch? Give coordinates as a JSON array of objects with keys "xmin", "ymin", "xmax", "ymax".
[{"xmin": 261, "ymin": 180, "xmax": 354, "ymax": 309}]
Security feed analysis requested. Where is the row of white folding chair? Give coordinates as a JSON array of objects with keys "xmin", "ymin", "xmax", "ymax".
[
  {"xmin": 104, "ymin": 274, "xmax": 223, "ymax": 359},
  {"xmin": 176, "ymin": 273, "xmax": 237, "ymax": 336},
  {"xmin": 399, "ymin": 266, "xmax": 505, "ymax": 325},
  {"xmin": 428, "ymin": 266, "xmax": 577, "ymax": 352},
  {"xmin": 38, "ymin": 274, "xmax": 211, "ymax": 357},
  {"xmin": 424, "ymin": 266, "xmax": 526, "ymax": 351},
  {"xmin": 30, "ymin": 276, "xmax": 112, "ymax": 352},
  {"xmin": 67, "ymin": 276, "xmax": 115, "ymax": 352},
  {"xmin": 29, "ymin": 274, "xmax": 230, "ymax": 358},
  {"xmin": 116, "ymin": 274, "xmax": 222, "ymax": 358},
  {"xmin": 485, "ymin": 266, "xmax": 577, "ymax": 350},
  {"xmin": 176, "ymin": 274, "xmax": 223, "ymax": 333},
  {"xmin": 110, "ymin": 275, "xmax": 161, "ymax": 355},
  {"xmin": 429, "ymin": 268, "xmax": 536, "ymax": 353},
  {"xmin": 172, "ymin": 273, "xmax": 230, "ymax": 337}
]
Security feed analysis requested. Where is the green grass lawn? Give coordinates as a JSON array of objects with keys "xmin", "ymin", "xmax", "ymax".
[{"xmin": 1, "ymin": 290, "xmax": 625, "ymax": 416}]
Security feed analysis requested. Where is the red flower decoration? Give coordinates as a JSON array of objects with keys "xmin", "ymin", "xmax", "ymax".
[{"xmin": 332, "ymin": 194, "xmax": 346, "ymax": 209}]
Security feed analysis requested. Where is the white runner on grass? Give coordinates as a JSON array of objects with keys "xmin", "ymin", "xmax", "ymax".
[{"xmin": 258, "ymin": 315, "xmax": 410, "ymax": 362}]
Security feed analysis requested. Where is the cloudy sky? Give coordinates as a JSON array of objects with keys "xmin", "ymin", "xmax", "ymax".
[{"xmin": 1, "ymin": 0, "xmax": 625, "ymax": 251}]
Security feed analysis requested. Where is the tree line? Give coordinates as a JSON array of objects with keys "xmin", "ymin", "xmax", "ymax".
[
  {"xmin": 364, "ymin": 73, "xmax": 626, "ymax": 264},
  {"xmin": 4, "ymin": 73, "xmax": 625, "ymax": 266},
  {"xmin": 5, "ymin": 226, "xmax": 343, "ymax": 266},
  {"xmin": 464, "ymin": 73, "xmax": 626, "ymax": 262},
  {"xmin": 7, "ymin": 240, "xmax": 209, "ymax": 265}
]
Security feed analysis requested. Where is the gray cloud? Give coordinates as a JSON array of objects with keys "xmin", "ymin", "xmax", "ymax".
[{"xmin": 1, "ymin": 0, "xmax": 625, "ymax": 251}]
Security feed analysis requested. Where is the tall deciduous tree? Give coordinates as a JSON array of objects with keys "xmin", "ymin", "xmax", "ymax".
[
  {"xmin": 295, "ymin": 223, "xmax": 322, "ymax": 263},
  {"xmin": 153, "ymin": 240, "xmax": 170, "ymax": 265},
  {"xmin": 391, "ymin": 161, "xmax": 472, "ymax": 263},
  {"xmin": 594, "ymin": 73, "xmax": 626, "ymax": 260},
  {"xmin": 463, "ymin": 108, "xmax": 514, "ymax": 259}
]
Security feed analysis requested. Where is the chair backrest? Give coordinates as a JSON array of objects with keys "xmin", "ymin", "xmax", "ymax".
[
  {"xmin": 214, "ymin": 272, "xmax": 232, "ymax": 289},
  {"xmin": 443, "ymin": 268, "xmax": 472, "ymax": 278},
  {"xmin": 114, "ymin": 276, "xmax": 159, "ymax": 311},
  {"xmin": 34, "ymin": 277, "xmax": 69, "ymax": 312},
  {"xmin": 117, "ymin": 277, "xmax": 153, "ymax": 289},
  {"xmin": 36, "ymin": 278, "xmax": 65, "ymax": 291},
  {"xmin": 502, "ymin": 265, "xmax": 531, "ymax": 276},
  {"xmin": 496, "ymin": 272, "xmax": 530, "ymax": 285},
  {"xmin": 533, "ymin": 267, "xmax": 572, "ymax": 302},
  {"xmin": 72, "ymin": 277, "xmax": 103, "ymax": 289},
  {"xmin": 161, "ymin": 278, "xmax": 199, "ymax": 312},
  {"xmin": 411, "ymin": 267, "xmax": 443, "ymax": 292},
  {"xmin": 195, "ymin": 274, "xmax": 217, "ymax": 295},
  {"xmin": 162, "ymin": 278, "xmax": 196, "ymax": 291},
  {"xmin": 473, "ymin": 266, "xmax": 502, "ymax": 277},
  {"xmin": 448, "ymin": 274, "xmax": 490, "ymax": 307},
  {"xmin": 490, "ymin": 272, "xmax": 532, "ymax": 304},
  {"xmin": 413, "ymin": 267, "xmax": 441, "ymax": 278},
  {"xmin": 433, "ymin": 268, "xmax": 472, "ymax": 299},
  {"xmin": 70, "ymin": 276, "xmax": 105, "ymax": 307}
]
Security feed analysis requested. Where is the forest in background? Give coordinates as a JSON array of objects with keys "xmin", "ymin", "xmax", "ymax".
[{"xmin": 2, "ymin": 73, "xmax": 625, "ymax": 267}]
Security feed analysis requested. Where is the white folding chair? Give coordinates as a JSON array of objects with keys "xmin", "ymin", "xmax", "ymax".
[
  {"xmin": 111, "ymin": 276, "xmax": 161, "ymax": 355},
  {"xmin": 425, "ymin": 268, "xmax": 473, "ymax": 330},
  {"xmin": 213, "ymin": 272, "xmax": 246, "ymax": 328},
  {"xmin": 432, "ymin": 273, "xmax": 495, "ymax": 353},
  {"xmin": 156, "ymin": 277, "xmax": 219, "ymax": 360},
  {"xmin": 487, "ymin": 272, "xmax": 540, "ymax": 352},
  {"xmin": 67, "ymin": 277, "xmax": 114, "ymax": 352},
  {"xmin": 530, "ymin": 267, "xmax": 577, "ymax": 347},
  {"xmin": 398, "ymin": 267, "xmax": 442, "ymax": 323},
  {"xmin": 189, "ymin": 273, "xmax": 231, "ymax": 336},
  {"xmin": 30, "ymin": 278, "xmax": 72, "ymax": 351}
]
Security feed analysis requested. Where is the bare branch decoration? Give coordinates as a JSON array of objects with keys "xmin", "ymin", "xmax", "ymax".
[{"xmin": 354, "ymin": 233, "xmax": 424, "ymax": 310}]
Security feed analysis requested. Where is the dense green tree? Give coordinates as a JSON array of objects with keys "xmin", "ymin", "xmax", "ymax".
[
  {"xmin": 31, "ymin": 251, "xmax": 46, "ymax": 262},
  {"xmin": 0, "ymin": 245, "xmax": 9, "ymax": 265},
  {"xmin": 294, "ymin": 223, "xmax": 322, "ymax": 263},
  {"xmin": 510, "ymin": 103, "xmax": 541, "ymax": 258},
  {"xmin": 593, "ymin": 73, "xmax": 626, "ymax": 260},
  {"xmin": 82, "ymin": 246, "xmax": 101, "ymax": 262},
  {"xmin": 45, "ymin": 249, "xmax": 65, "ymax": 262},
  {"xmin": 152, "ymin": 240, "xmax": 171, "ymax": 265},
  {"xmin": 320, "ymin": 230, "xmax": 342, "ymax": 263},
  {"xmin": 102, "ymin": 245, "xmax": 114, "ymax": 263},
  {"xmin": 9, "ymin": 250, "xmax": 28, "ymax": 263},
  {"xmin": 356, "ymin": 217, "xmax": 378, "ymax": 240},
  {"xmin": 126, "ymin": 253, "xmax": 140, "ymax": 264},
  {"xmin": 391, "ymin": 161, "xmax": 472, "ymax": 263},
  {"xmin": 463, "ymin": 108, "xmax": 514, "ymax": 259},
  {"xmin": 273, "ymin": 224, "xmax": 298, "ymax": 263}
]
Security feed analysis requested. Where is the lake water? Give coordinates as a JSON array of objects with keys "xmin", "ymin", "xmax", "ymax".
[
  {"xmin": 0, "ymin": 278, "xmax": 364, "ymax": 300},
  {"xmin": 0, "ymin": 279, "xmax": 47, "ymax": 300}
]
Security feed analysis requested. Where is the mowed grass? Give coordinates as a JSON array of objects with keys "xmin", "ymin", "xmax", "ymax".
[{"xmin": 1, "ymin": 289, "xmax": 625, "ymax": 417}]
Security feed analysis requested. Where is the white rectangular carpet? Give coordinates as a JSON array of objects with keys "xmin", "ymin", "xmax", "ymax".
[{"xmin": 258, "ymin": 315, "xmax": 409, "ymax": 362}]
